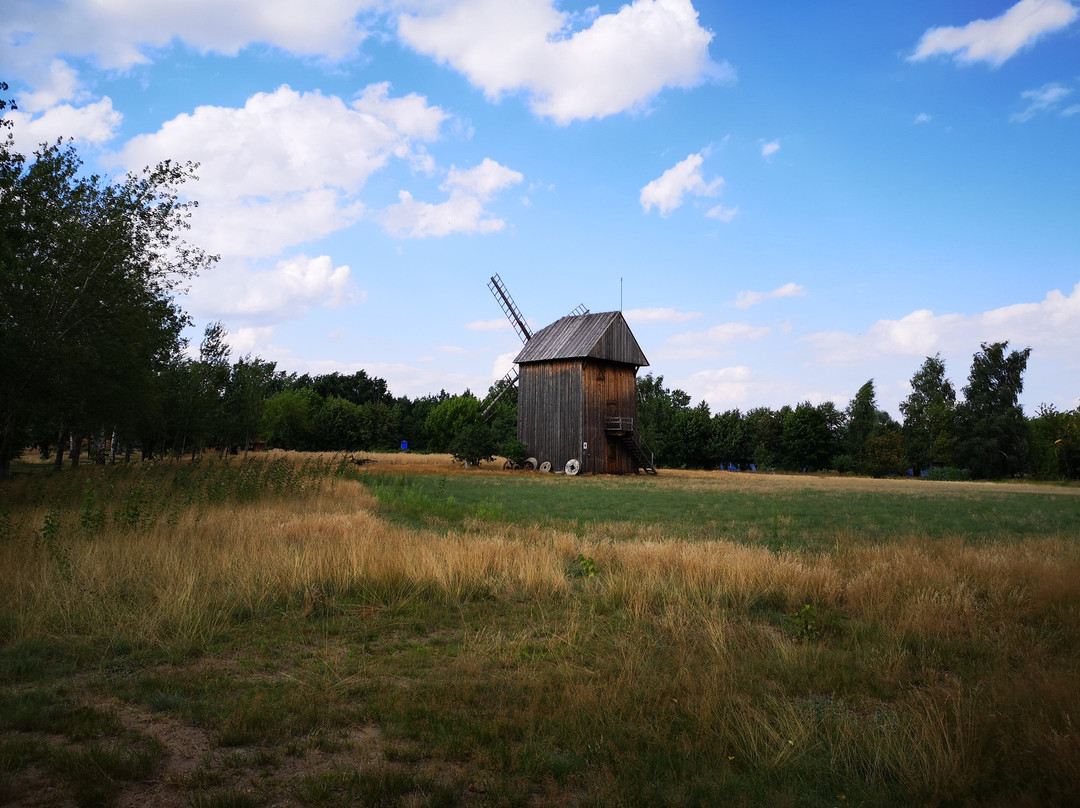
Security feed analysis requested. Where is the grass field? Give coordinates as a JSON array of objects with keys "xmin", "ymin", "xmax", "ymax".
[{"xmin": 1, "ymin": 452, "xmax": 1078, "ymax": 807}]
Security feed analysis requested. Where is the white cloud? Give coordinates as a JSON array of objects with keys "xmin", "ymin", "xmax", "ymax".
[
  {"xmin": 187, "ymin": 254, "xmax": 355, "ymax": 325},
  {"xmin": 17, "ymin": 59, "xmax": 82, "ymax": 112},
  {"xmin": 226, "ymin": 326, "xmax": 278, "ymax": 357},
  {"xmin": 352, "ymin": 81, "xmax": 449, "ymax": 141},
  {"xmin": 734, "ymin": 283, "xmax": 806, "ymax": 309},
  {"xmin": 623, "ymin": 307, "xmax": 701, "ymax": 324},
  {"xmin": 681, "ymin": 366, "xmax": 753, "ymax": 408},
  {"xmin": 5, "ymin": 98, "xmax": 122, "ymax": 152},
  {"xmin": 2, "ymin": 0, "xmax": 374, "ymax": 77},
  {"xmin": 492, "ymin": 351, "xmax": 519, "ymax": 381},
  {"xmin": 397, "ymin": 0, "xmax": 724, "ymax": 124},
  {"xmin": 380, "ymin": 190, "xmax": 507, "ymax": 238},
  {"xmin": 442, "ymin": 158, "xmax": 524, "ymax": 201},
  {"xmin": 1010, "ymin": 82, "xmax": 1074, "ymax": 121},
  {"xmin": 705, "ymin": 204, "xmax": 739, "ymax": 223},
  {"xmin": 662, "ymin": 322, "xmax": 770, "ymax": 359},
  {"xmin": 801, "ymin": 283, "xmax": 1080, "ymax": 365},
  {"xmin": 640, "ymin": 152, "xmax": 723, "ymax": 216},
  {"xmin": 914, "ymin": 112, "xmax": 932, "ymax": 124},
  {"xmin": 381, "ymin": 157, "xmax": 523, "ymax": 238},
  {"xmin": 909, "ymin": 0, "xmax": 1078, "ymax": 66},
  {"xmin": 761, "ymin": 140, "xmax": 780, "ymax": 158},
  {"xmin": 111, "ymin": 85, "xmax": 446, "ymax": 257}
]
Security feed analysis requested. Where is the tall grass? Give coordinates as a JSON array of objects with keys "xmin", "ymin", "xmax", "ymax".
[{"xmin": 2, "ymin": 452, "xmax": 1078, "ymax": 806}]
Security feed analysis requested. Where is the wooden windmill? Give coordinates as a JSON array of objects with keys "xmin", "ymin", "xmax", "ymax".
[{"xmin": 482, "ymin": 274, "xmax": 656, "ymax": 475}]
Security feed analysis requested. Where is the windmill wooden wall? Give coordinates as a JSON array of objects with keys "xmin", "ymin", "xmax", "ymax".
[{"xmin": 515, "ymin": 312, "xmax": 647, "ymax": 474}]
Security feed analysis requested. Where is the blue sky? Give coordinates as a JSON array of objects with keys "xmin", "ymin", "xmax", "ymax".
[{"xmin": 3, "ymin": 0, "xmax": 1078, "ymax": 416}]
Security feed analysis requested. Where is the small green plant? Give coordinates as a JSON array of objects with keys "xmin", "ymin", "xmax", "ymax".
[
  {"xmin": 36, "ymin": 509, "xmax": 71, "ymax": 580},
  {"xmin": 78, "ymin": 488, "xmax": 107, "ymax": 535},
  {"xmin": 789, "ymin": 603, "xmax": 821, "ymax": 641},
  {"xmin": 501, "ymin": 438, "xmax": 530, "ymax": 468},
  {"xmin": 571, "ymin": 554, "xmax": 598, "ymax": 579},
  {"xmin": 0, "ymin": 504, "xmax": 15, "ymax": 543},
  {"xmin": 925, "ymin": 467, "xmax": 973, "ymax": 482}
]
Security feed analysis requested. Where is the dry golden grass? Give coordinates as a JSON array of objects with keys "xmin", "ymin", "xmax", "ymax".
[{"xmin": 3, "ymin": 452, "xmax": 1079, "ymax": 806}]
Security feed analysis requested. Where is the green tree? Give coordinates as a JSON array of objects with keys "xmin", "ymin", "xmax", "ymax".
[
  {"xmin": 221, "ymin": 357, "xmax": 277, "ymax": 454},
  {"xmin": 843, "ymin": 380, "xmax": 878, "ymax": 471},
  {"xmin": 0, "ymin": 132, "xmax": 215, "ymax": 476},
  {"xmin": 636, "ymin": 373, "xmax": 691, "ymax": 467},
  {"xmin": 710, "ymin": 409, "xmax": 746, "ymax": 469},
  {"xmin": 955, "ymin": 341, "xmax": 1032, "ymax": 478},
  {"xmin": 665, "ymin": 401, "xmax": 713, "ymax": 469},
  {"xmin": 449, "ymin": 422, "xmax": 499, "ymax": 467},
  {"xmin": 424, "ymin": 394, "xmax": 482, "ymax": 452},
  {"xmin": 1028, "ymin": 404, "xmax": 1080, "ymax": 480},
  {"xmin": 780, "ymin": 402, "xmax": 835, "ymax": 471},
  {"xmin": 262, "ymin": 389, "xmax": 318, "ymax": 449},
  {"xmin": 743, "ymin": 407, "xmax": 783, "ymax": 469},
  {"xmin": 900, "ymin": 354, "xmax": 957, "ymax": 471}
]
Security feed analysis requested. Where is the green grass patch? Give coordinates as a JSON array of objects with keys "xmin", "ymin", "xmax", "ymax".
[{"xmin": 361, "ymin": 470, "xmax": 1080, "ymax": 551}]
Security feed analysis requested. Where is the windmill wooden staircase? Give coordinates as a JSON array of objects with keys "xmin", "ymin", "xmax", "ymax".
[{"xmin": 605, "ymin": 417, "xmax": 657, "ymax": 475}]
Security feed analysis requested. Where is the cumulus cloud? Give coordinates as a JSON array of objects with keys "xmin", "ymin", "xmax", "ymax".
[
  {"xmin": 16, "ymin": 59, "xmax": 82, "ymax": 113},
  {"xmin": 380, "ymin": 157, "xmax": 522, "ymax": 238},
  {"xmin": 909, "ymin": 0, "xmax": 1078, "ymax": 66},
  {"xmin": 5, "ymin": 98, "xmax": 122, "ymax": 152},
  {"xmin": 3, "ymin": 0, "xmax": 374, "ymax": 77},
  {"xmin": 111, "ymin": 85, "xmax": 446, "ymax": 256},
  {"xmin": 801, "ymin": 283, "xmax": 1080, "ymax": 365},
  {"xmin": 681, "ymin": 366, "xmax": 752, "ymax": 407},
  {"xmin": 761, "ymin": 140, "xmax": 780, "ymax": 158},
  {"xmin": 442, "ymin": 158, "xmax": 524, "ymax": 200},
  {"xmin": 188, "ymin": 254, "xmax": 355, "ymax": 325},
  {"xmin": 640, "ymin": 152, "xmax": 723, "ymax": 216},
  {"xmin": 734, "ymin": 283, "xmax": 806, "ymax": 309},
  {"xmin": 705, "ymin": 204, "xmax": 739, "ymax": 223},
  {"xmin": 623, "ymin": 308, "xmax": 702, "ymax": 324},
  {"xmin": 381, "ymin": 190, "xmax": 505, "ymax": 238},
  {"xmin": 397, "ymin": 0, "xmax": 724, "ymax": 124},
  {"xmin": 661, "ymin": 322, "xmax": 770, "ymax": 359},
  {"xmin": 492, "ymin": 351, "xmax": 519, "ymax": 382},
  {"xmin": 1010, "ymin": 82, "xmax": 1074, "ymax": 121},
  {"xmin": 353, "ymin": 81, "xmax": 450, "ymax": 142}
]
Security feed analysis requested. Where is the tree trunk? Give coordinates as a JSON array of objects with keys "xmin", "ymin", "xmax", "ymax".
[
  {"xmin": 54, "ymin": 428, "xmax": 66, "ymax": 471},
  {"xmin": 0, "ymin": 413, "xmax": 13, "ymax": 479},
  {"xmin": 94, "ymin": 429, "xmax": 107, "ymax": 465}
]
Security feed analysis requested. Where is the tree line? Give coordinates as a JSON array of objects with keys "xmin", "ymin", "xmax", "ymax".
[
  {"xmin": 636, "ymin": 344, "xmax": 1079, "ymax": 480},
  {"xmin": 2, "ymin": 114, "xmax": 1075, "ymax": 480}
]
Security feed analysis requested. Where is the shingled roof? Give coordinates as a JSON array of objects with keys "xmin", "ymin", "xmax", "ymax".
[{"xmin": 514, "ymin": 311, "xmax": 649, "ymax": 367}]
